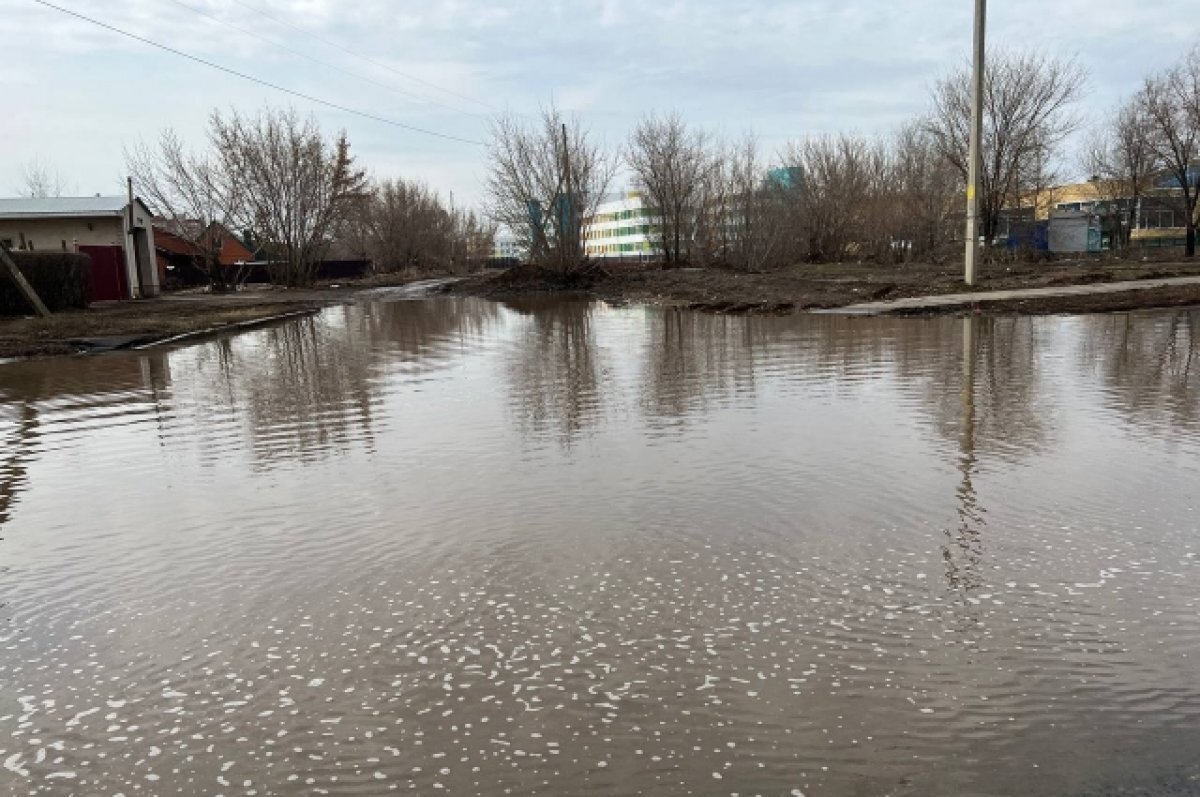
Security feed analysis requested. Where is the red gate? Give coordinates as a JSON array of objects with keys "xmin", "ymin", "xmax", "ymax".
[{"xmin": 78, "ymin": 245, "xmax": 128, "ymax": 302}]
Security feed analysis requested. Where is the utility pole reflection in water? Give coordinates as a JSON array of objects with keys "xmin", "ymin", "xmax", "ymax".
[{"xmin": 944, "ymin": 315, "xmax": 986, "ymax": 598}]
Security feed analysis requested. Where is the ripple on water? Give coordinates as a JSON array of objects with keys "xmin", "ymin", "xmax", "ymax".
[{"xmin": 1, "ymin": 301, "xmax": 1199, "ymax": 796}]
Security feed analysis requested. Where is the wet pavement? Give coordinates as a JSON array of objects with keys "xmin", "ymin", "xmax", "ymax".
[{"xmin": 824, "ymin": 274, "xmax": 1200, "ymax": 314}]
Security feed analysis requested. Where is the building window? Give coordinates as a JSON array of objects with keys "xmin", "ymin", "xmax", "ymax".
[{"xmin": 1140, "ymin": 209, "xmax": 1176, "ymax": 229}]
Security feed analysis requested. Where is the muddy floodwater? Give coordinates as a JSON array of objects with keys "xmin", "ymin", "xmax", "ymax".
[{"xmin": 1, "ymin": 298, "xmax": 1199, "ymax": 796}]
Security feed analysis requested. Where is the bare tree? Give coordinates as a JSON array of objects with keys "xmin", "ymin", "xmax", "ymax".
[
  {"xmin": 780, "ymin": 134, "xmax": 889, "ymax": 262},
  {"xmin": 722, "ymin": 135, "xmax": 806, "ymax": 271},
  {"xmin": 18, "ymin": 157, "xmax": 66, "ymax": 198},
  {"xmin": 354, "ymin": 178, "xmax": 455, "ymax": 273},
  {"xmin": 211, "ymin": 107, "xmax": 368, "ymax": 286},
  {"xmin": 891, "ymin": 122, "xmax": 961, "ymax": 259},
  {"xmin": 452, "ymin": 208, "xmax": 497, "ymax": 271},
  {"xmin": 927, "ymin": 50, "xmax": 1087, "ymax": 245},
  {"xmin": 1137, "ymin": 49, "xmax": 1200, "ymax": 257},
  {"xmin": 349, "ymin": 178, "xmax": 497, "ymax": 275},
  {"xmin": 690, "ymin": 138, "xmax": 737, "ymax": 267},
  {"xmin": 485, "ymin": 106, "xmax": 615, "ymax": 274},
  {"xmin": 127, "ymin": 130, "xmax": 243, "ymax": 291},
  {"xmin": 626, "ymin": 113, "xmax": 715, "ymax": 265},
  {"xmin": 1085, "ymin": 99, "xmax": 1159, "ymax": 251}
]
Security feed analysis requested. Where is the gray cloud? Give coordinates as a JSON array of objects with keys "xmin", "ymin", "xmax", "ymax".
[{"xmin": 4, "ymin": 0, "xmax": 1197, "ymax": 205}]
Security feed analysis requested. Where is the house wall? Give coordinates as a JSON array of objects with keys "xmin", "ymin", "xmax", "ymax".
[
  {"xmin": 0, "ymin": 216, "xmax": 125, "ymax": 253},
  {"xmin": 124, "ymin": 201, "xmax": 159, "ymax": 298},
  {"xmin": 0, "ymin": 202, "xmax": 160, "ymax": 299}
]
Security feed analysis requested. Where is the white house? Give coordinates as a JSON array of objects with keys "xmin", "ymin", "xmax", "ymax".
[{"xmin": 0, "ymin": 195, "xmax": 161, "ymax": 300}]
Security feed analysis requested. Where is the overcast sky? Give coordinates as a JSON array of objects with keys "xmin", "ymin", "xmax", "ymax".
[{"xmin": 2, "ymin": 0, "xmax": 1196, "ymax": 209}]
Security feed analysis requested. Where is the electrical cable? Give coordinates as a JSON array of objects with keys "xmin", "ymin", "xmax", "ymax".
[
  {"xmin": 32, "ymin": 0, "xmax": 487, "ymax": 145},
  {"xmin": 162, "ymin": 0, "xmax": 486, "ymax": 119},
  {"xmin": 225, "ymin": 0, "xmax": 502, "ymax": 112}
]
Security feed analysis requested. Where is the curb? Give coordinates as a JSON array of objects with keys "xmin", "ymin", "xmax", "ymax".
[{"xmin": 130, "ymin": 308, "xmax": 321, "ymax": 351}]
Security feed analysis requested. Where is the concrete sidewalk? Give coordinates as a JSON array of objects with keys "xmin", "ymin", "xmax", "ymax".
[{"xmin": 819, "ymin": 275, "xmax": 1200, "ymax": 315}]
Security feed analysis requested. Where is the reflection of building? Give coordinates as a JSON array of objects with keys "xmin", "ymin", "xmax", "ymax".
[
  {"xmin": 0, "ymin": 350, "xmax": 173, "ymax": 530},
  {"xmin": 583, "ymin": 192, "xmax": 660, "ymax": 259},
  {"xmin": 0, "ymin": 195, "xmax": 160, "ymax": 300}
]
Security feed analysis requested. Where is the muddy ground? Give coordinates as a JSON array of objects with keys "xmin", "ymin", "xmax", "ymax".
[
  {"xmin": 893, "ymin": 283, "xmax": 1200, "ymax": 317},
  {"xmin": 449, "ymin": 259, "xmax": 1200, "ymax": 316},
  {"xmin": 0, "ymin": 298, "xmax": 325, "ymax": 359},
  {"xmin": 7, "ymin": 259, "xmax": 1200, "ymax": 361},
  {"xmin": 0, "ymin": 271, "xmax": 463, "ymax": 360}
]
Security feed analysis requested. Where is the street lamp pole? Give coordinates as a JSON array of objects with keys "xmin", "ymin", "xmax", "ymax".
[{"xmin": 964, "ymin": 0, "xmax": 987, "ymax": 286}]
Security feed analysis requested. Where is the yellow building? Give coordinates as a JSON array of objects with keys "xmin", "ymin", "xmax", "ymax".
[{"xmin": 1024, "ymin": 178, "xmax": 1197, "ymax": 248}]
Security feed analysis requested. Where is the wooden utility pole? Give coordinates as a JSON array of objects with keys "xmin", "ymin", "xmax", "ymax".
[
  {"xmin": 449, "ymin": 190, "xmax": 457, "ymax": 269},
  {"xmin": 964, "ymin": 0, "xmax": 987, "ymax": 286},
  {"xmin": 0, "ymin": 244, "xmax": 51, "ymax": 318},
  {"xmin": 127, "ymin": 176, "xmax": 146, "ymax": 298},
  {"xmin": 561, "ymin": 122, "xmax": 573, "ymax": 270}
]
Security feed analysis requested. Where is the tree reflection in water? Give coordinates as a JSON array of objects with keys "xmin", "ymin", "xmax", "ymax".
[
  {"xmin": 906, "ymin": 316, "xmax": 1051, "ymax": 463},
  {"xmin": 182, "ymin": 298, "xmax": 502, "ymax": 469},
  {"xmin": 640, "ymin": 309, "xmax": 761, "ymax": 425},
  {"xmin": 502, "ymin": 299, "xmax": 604, "ymax": 448},
  {"xmin": 1082, "ymin": 309, "xmax": 1200, "ymax": 433}
]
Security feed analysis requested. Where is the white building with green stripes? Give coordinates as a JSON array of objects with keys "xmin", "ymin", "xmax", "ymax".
[{"xmin": 583, "ymin": 192, "xmax": 662, "ymax": 259}]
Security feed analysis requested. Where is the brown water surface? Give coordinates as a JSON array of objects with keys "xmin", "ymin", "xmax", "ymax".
[{"xmin": 1, "ymin": 298, "xmax": 1199, "ymax": 796}]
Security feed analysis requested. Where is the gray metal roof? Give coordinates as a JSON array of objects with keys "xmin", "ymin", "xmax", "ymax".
[{"xmin": 0, "ymin": 195, "xmax": 133, "ymax": 219}]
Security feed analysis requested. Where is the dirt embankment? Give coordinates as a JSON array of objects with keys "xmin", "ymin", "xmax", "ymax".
[
  {"xmin": 0, "ymin": 270, "xmax": 461, "ymax": 360},
  {"xmin": 0, "ymin": 299, "xmax": 322, "ymax": 359},
  {"xmin": 448, "ymin": 259, "xmax": 1200, "ymax": 316},
  {"xmin": 8, "ymin": 260, "xmax": 1200, "ymax": 361}
]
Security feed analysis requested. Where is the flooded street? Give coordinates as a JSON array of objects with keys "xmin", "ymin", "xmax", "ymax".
[{"xmin": 1, "ymin": 297, "xmax": 1199, "ymax": 796}]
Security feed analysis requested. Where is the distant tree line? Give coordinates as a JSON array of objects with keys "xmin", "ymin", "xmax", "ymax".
[
  {"xmin": 341, "ymin": 178, "xmax": 495, "ymax": 276},
  {"xmin": 129, "ymin": 105, "xmax": 493, "ymax": 290},
  {"xmin": 489, "ymin": 48, "xmax": 1200, "ymax": 272}
]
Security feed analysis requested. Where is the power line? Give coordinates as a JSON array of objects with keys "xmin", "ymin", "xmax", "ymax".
[
  {"xmin": 32, "ymin": 0, "xmax": 487, "ymax": 146},
  {"xmin": 162, "ymin": 0, "xmax": 486, "ymax": 119},
  {"xmin": 225, "ymin": 0, "xmax": 502, "ymax": 113}
]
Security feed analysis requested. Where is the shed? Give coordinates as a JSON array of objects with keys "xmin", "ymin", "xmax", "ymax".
[
  {"xmin": 1048, "ymin": 210, "xmax": 1102, "ymax": 254},
  {"xmin": 0, "ymin": 196, "xmax": 161, "ymax": 300}
]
